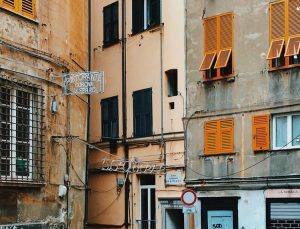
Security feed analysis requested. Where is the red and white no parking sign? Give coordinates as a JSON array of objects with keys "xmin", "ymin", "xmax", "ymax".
[{"xmin": 181, "ymin": 189, "xmax": 197, "ymax": 206}]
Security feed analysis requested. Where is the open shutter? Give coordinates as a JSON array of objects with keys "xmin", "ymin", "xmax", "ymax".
[
  {"xmin": 252, "ymin": 114, "xmax": 270, "ymax": 151},
  {"xmin": 2, "ymin": 0, "xmax": 17, "ymax": 10},
  {"xmin": 132, "ymin": 0, "xmax": 144, "ymax": 34},
  {"xmin": 204, "ymin": 120, "xmax": 218, "ymax": 155},
  {"xmin": 220, "ymin": 119, "xmax": 234, "ymax": 153},
  {"xmin": 21, "ymin": 0, "xmax": 35, "ymax": 18},
  {"xmin": 270, "ymin": 1, "xmax": 285, "ymax": 40},
  {"xmin": 288, "ymin": 0, "xmax": 300, "ymax": 36}
]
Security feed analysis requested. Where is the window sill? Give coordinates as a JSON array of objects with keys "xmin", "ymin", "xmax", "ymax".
[
  {"xmin": 0, "ymin": 6, "xmax": 38, "ymax": 24},
  {"xmin": 102, "ymin": 40, "xmax": 121, "ymax": 49},
  {"xmin": 129, "ymin": 23, "xmax": 163, "ymax": 37},
  {"xmin": 202, "ymin": 74, "xmax": 235, "ymax": 84},
  {"xmin": 199, "ymin": 152, "xmax": 236, "ymax": 158},
  {"xmin": 0, "ymin": 180, "xmax": 45, "ymax": 188},
  {"xmin": 268, "ymin": 63, "xmax": 300, "ymax": 72}
]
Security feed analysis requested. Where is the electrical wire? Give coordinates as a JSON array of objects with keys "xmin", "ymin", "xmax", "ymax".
[{"xmin": 187, "ymin": 134, "xmax": 300, "ymax": 179}]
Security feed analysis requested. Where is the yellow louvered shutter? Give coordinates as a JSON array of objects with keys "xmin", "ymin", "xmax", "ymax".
[
  {"xmin": 220, "ymin": 119, "xmax": 234, "ymax": 153},
  {"xmin": 204, "ymin": 17, "xmax": 217, "ymax": 53},
  {"xmin": 204, "ymin": 120, "xmax": 218, "ymax": 155},
  {"xmin": 21, "ymin": 0, "xmax": 35, "ymax": 18},
  {"xmin": 252, "ymin": 114, "xmax": 270, "ymax": 152},
  {"xmin": 220, "ymin": 13, "xmax": 233, "ymax": 50},
  {"xmin": 270, "ymin": 1, "xmax": 285, "ymax": 40},
  {"xmin": 2, "ymin": 0, "xmax": 17, "ymax": 10},
  {"xmin": 288, "ymin": 0, "xmax": 300, "ymax": 36}
]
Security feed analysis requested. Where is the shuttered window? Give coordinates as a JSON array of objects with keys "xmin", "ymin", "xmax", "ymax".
[
  {"xmin": 200, "ymin": 12, "xmax": 234, "ymax": 80},
  {"xmin": 204, "ymin": 118, "xmax": 234, "ymax": 155},
  {"xmin": 103, "ymin": 2, "xmax": 119, "ymax": 45},
  {"xmin": 268, "ymin": 0, "xmax": 300, "ymax": 69},
  {"xmin": 0, "ymin": 0, "xmax": 35, "ymax": 19},
  {"xmin": 252, "ymin": 114, "xmax": 270, "ymax": 152},
  {"xmin": 133, "ymin": 88, "xmax": 152, "ymax": 137},
  {"xmin": 101, "ymin": 96, "xmax": 118, "ymax": 139}
]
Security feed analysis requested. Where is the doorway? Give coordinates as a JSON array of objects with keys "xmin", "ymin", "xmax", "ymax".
[{"xmin": 165, "ymin": 209, "xmax": 184, "ymax": 229}]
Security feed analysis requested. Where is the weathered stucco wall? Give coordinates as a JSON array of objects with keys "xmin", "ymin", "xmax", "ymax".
[
  {"xmin": 0, "ymin": 0, "xmax": 88, "ymax": 227},
  {"xmin": 186, "ymin": 0, "xmax": 300, "ymax": 180}
]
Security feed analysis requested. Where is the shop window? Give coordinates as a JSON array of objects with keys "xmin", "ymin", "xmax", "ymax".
[
  {"xmin": 268, "ymin": 0, "xmax": 300, "ymax": 70},
  {"xmin": 204, "ymin": 118, "xmax": 234, "ymax": 155},
  {"xmin": 272, "ymin": 113, "xmax": 300, "ymax": 150},
  {"xmin": 0, "ymin": 77, "xmax": 44, "ymax": 182},
  {"xmin": 200, "ymin": 13, "xmax": 234, "ymax": 81},
  {"xmin": 101, "ymin": 96, "xmax": 118, "ymax": 139},
  {"xmin": 133, "ymin": 88, "xmax": 152, "ymax": 137},
  {"xmin": 252, "ymin": 114, "xmax": 270, "ymax": 152},
  {"xmin": 103, "ymin": 2, "xmax": 119, "ymax": 46},
  {"xmin": 166, "ymin": 69, "xmax": 178, "ymax": 97},
  {"xmin": 132, "ymin": 0, "xmax": 160, "ymax": 34},
  {"xmin": 0, "ymin": 0, "xmax": 36, "ymax": 19},
  {"xmin": 138, "ymin": 175, "xmax": 156, "ymax": 229}
]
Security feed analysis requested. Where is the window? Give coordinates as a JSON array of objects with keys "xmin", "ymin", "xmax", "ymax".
[
  {"xmin": 0, "ymin": 76, "xmax": 44, "ymax": 182},
  {"xmin": 0, "ymin": 0, "xmax": 36, "ymax": 19},
  {"xmin": 101, "ymin": 96, "xmax": 118, "ymax": 139},
  {"xmin": 268, "ymin": 0, "xmax": 300, "ymax": 69},
  {"xmin": 132, "ymin": 0, "xmax": 160, "ymax": 34},
  {"xmin": 204, "ymin": 118, "xmax": 234, "ymax": 155},
  {"xmin": 166, "ymin": 69, "xmax": 178, "ymax": 97},
  {"xmin": 200, "ymin": 13, "xmax": 234, "ymax": 80},
  {"xmin": 138, "ymin": 175, "xmax": 155, "ymax": 229},
  {"xmin": 103, "ymin": 2, "xmax": 119, "ymax": 45},
  {"xmin": 133, "ymin": 88, "xmax": 152, "ymax": 137},
  {"xmin": 252, "ymin": 114, "xmax": 270, "ymax": 151},
  {"xmin": 272, "ymin": 113, "xmax": 300, "ymax": 150}
]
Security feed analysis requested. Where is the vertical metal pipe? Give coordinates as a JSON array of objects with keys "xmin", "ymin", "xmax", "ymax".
[
  {"xmin": 84, "ymin": 0, "xmax": 91, "ymax": 227},
  {"xmin": 122, "ymin": 1, "xmax": 129, "ymax": 229}
]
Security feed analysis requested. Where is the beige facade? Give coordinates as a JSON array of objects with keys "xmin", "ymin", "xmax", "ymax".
[
  {"xmin": 0, "ymin": 0, "xmax": 88, "ymax": 228},
  {"xmin": 88, "ymin": 0, "xmax": 186, "ymax": 228}
]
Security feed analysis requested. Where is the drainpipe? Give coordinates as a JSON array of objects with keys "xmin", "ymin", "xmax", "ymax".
[
  {"xmin": 84, "ymin": 0, "xmax": 91, "ymax": 227},
  {"xmin": 121, "ymin": 1, "xmax": 129, "ymax": 229}
]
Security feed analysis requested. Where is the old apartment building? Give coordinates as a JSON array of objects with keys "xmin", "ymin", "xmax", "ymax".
[
  {"xmin": 186, "ymin": 0, "xmax": 300, "ymax": 228},
  {"xmin": 88, "ymin": 0, "xmax": 186, "ymax": 228},
  {"xmin": 0, "ymin": 0, "xmax": 88, "ymax": 228}
]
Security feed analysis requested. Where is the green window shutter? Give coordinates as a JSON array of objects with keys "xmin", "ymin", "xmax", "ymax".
[
  {"xmin": 144, "ymin": 88, "xmax": 152, "ymax": 136},
  {"xmin": 101, "ymin": 96, "xmax": 118, "ymax": 139},
  {"xmin": 103, "ymin": 2, "xmax": 118, "ymax": 45},
  {"xmin": 132, "ymin": 0, "xmax": 144, "ymax": 34},
  {"xmin": 148, "ymin": 0, "xmax": 160, "ymax": 28}
]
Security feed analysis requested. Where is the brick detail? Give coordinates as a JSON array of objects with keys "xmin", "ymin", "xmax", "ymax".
[{"xmin": 269, "ymin": 219, "xmax": 300, "ymax": 229}]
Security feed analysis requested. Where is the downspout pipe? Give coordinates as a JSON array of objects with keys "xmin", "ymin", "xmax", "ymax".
[
  {"xmin": 121, "ymin": 1, "xmax": 129, "ymax": 229},
  {"xmin": 84, "ymin": 0, "xmax": 91, "ymax": 227}
]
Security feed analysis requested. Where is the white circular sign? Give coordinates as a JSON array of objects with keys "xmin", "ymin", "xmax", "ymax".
[{"xmin": 181, "ymin": 189, "xmax": 197, "ymax": 206}]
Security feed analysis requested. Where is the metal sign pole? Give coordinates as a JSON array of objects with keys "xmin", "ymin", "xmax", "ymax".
[{"xmin": 187, "ymin": 212, "xmax": 190, "ymax": 229}]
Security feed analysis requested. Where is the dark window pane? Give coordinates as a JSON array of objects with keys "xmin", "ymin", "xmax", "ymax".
[
  {"xmin": 1, "ymin": 123, "xmax": 10, "ymax": 141},
  {"xmin": 132, "ymin": 0, "xmax": 144, "ymax": 33},
  {"xmin": 166, "ymin": 69, "xmax": 178, "ymax": 97},
  {"xmin": 0, "ymin": 87, "xmax": 10, "ymax": 105},
  {"xmin": 151, "ymin": 188, "xmax": 156, "ymax": 229},
  {"xmin": 1, "ymin": 159, "xmax": 10, "ymax": 176},
  {"xmin": 103, "ymin": 2, "xmax": 119, "ymax": 44},
  {"xmin": 147, "ymin": 0, "xmax": 160, "ymax": 28},
  {"xmin": 140, "ymin": 175, "xmax": 155, "ymax": 185},
  {"xmin": 16, "ymin": 143, "xmax": 29, "ymax": 176},
  {"xmin": 141, "ymin": 189, "xmax": 149, "ymax": 229}
]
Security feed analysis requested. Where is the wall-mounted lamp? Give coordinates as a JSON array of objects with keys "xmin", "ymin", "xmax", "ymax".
[{"xmin": 51, "ymin": 96, "xmax": 58, "ymax": 113}]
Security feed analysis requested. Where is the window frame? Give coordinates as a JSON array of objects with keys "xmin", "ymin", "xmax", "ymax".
[
  {"xmin": 0, "ymin": 0, "xmax": 36, "ymax": 19},
  {"xmin": 101, "ymin": 96, "xmax": 119, "ymax": 140},
  {"xmin": 103, "ymin": 1, "xmax": 119, "ymax": 46},
  {"xmin": 272, "ymin": 113, "xmax": 300, "ymax": 150}
]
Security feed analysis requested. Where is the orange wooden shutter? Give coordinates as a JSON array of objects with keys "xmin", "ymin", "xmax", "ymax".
[
  {"xmin": 2, "ymin": 0, "xmax": 17, "ymax": 10},
  {"xmin": 204, "ymin": 120, "xmax": 218, "ymax": 155},
  {"xmin": 21, "ymin": 0, "xmax": 35, "ymax": 18},
  {"xmin": 220, "ymin": 13, "xmax": 233, "ymax": 50},
  {"xmin": 270, "ymin": 1, "xmax": 285, "ymax": 40},
  {"xmin": 288, "ymin": 0, "xmax": 300, "ymax": 36},
  {"xmin": 252, "ymin": 114, "xmax": 270, "ymax": 151},
  {"xmin": 220, "ymin": 119, "xmax": 234, "ymax": 153},
  {"xmin": 204, "ymin": 17, "xmax": 217, "ymax": 53}
]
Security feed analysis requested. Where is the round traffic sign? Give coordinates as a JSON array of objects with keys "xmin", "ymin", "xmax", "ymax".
[{"xmin": 181, "ymin": 189, "xmax": 197, "ymax": 206}]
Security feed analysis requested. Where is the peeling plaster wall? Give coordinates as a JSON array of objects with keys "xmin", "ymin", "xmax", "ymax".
[
  {"xmin": 0, "ymin": 0, "xmax": 88, "ymax": 227},
  {"xmin": 186, "ymin": 0, "xmax": 300, "ymax": 180}
]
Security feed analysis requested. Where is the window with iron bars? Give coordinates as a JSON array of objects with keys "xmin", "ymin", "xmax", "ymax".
[{"xmin": 0, "ymin": 76, "xmax": 44, "ymax": 183}]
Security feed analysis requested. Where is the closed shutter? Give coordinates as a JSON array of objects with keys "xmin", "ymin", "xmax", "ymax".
[
  {"xmin": 271, "ymin": 202, "xmax": 300, "ymax": 219},
  {"xmin": 148, "ymin": 0, "xmax": 160, "ymax": 27},
  {"xmin": 132, "ymin": 0, "xmax": 144, "ymax": 33},
  {"xmin": 144, "ymin": 88, "xmax": 152, "ymax": 136},
  {"xmin": 270, "ymin": 1, "xmax": 285, "ymax": 40},
  {"xmin": 112, "ymin": 2, "xmax": 119, "ymax": 42},
  {"xmin": 220, "ymin": 119, "xmax": 234, "ymax": 153},
  {"xmin": 252, "ymin": 114, "xmax": 270, "ymax": 151},
  {"xmin": 204, "ymin": 120, "xmax": 218, "ymax": 155},
  {"xmin": 204, "ymin": 17, "xmax": 217, "ymax": 53},
  {"xmin": 101, "ymin": 99, "xmax": 109, "ymax": 138},
  {"xmin": 21, "ymin": 0, "xmax": 35, "ymax": 18},
  {"xmin": 2, "ymin": 0, "xmax": 17, "ymax": 10},
  {"xmin": 220, "ymin": 13, "xmax": 233, "ymax": 50},
  {"xmin": 103, "ymin": 5, "xmax": 112, "ymax": 44},
  {"xmin": 288, "ymin": 0, "xmax": 300, "ymax": 36},
  {"xmin": 111, "ymin": 97, "xmax": 118, "ymax": 138}
]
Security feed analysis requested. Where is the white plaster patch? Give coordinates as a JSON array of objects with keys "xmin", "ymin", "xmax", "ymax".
[{"xmin": 244, "ymin": 33, "xmax": 262, "ymax": 40}]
